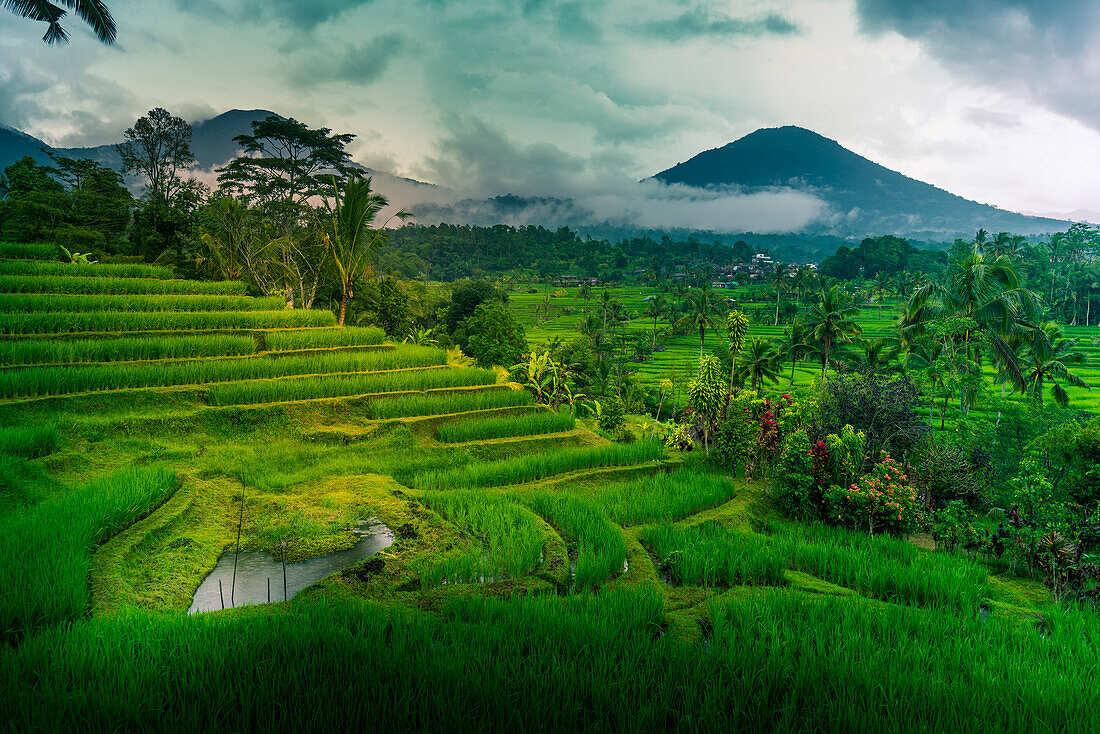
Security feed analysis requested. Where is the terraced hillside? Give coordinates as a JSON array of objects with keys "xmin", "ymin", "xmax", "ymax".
[{"xmin": 4, "ymin": 246, "xmax": 1100, "ymax": 731}]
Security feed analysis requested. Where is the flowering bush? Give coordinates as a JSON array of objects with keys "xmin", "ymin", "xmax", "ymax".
[{"xmin": 825, "ymin": 452, "xmax": 919, "ymax": 536}]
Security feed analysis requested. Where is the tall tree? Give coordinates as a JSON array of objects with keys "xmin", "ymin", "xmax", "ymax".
[
  {"xmin": 900, "ymin": 249, "xmax": 1040, "ymax": 397},
  {"xmin": 217, "ymin": 116, "xmax": 356, "ymax": 211},
  {"xmin": 644, "ymin": 294, "xmax": 669, "ymax": 352},
  {"xmin": 725, "ymin": 309, "xmax": 749, "ymax": 396},
  {"xmin": 317, "ymin": 176, "xmax": 410, "ymax": 326},
  {"xmin": 677, "ymin": 287, "xmax": 723, "ymax": 362},
  {"xmin": 777, "ymin": 321, "xmax": 812, "ymax": 388},
  {"xmin": 738, "ymin": 337, "xmax": 782, "ymax": 395},
  {"xmin": 1022, "ymin": 322, "xmax": 1090, "ymax": 407},
  {"xmin": 116, "ymin": 108, "xmax": 196, "ymax": 207},
  {"xmin": 771, "ymin": 261, "xmax": 789, "ymax": 325},
  {"xmin": 4, "ymin": 0, "xmax": 116, "ymax": 44},
  {"xmin": 802, "ymin": 285, "xmax": 863, "ymax": 378}
]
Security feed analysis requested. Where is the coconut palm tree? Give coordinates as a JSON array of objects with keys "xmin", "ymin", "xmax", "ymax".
[
  {"xmin": 318, "ymin": 175, "xmax": 410, "ymax": 326},
  {"xmin": 738, "ymin": 338, "xmax": 782, "ymax": 395},
  {"xmin": 777, "ymin": 321, "xmax": 812, "ymax": 387},
  {"xmin": 5, "ymin": 0, "xmax": 115, "ymax": 44},
  {"xmin": 676, "ymin": 287, "xmax": 723, "ymax": 362},
  {"xmin": 802, "ymin": 286, "xmax": 863, "ymax": 378},
  {"xmin": 850, "ymin": 336, "xmax": 903, "ymax": 375},
  {"xmin": 900, "ymin": 249, "xmax": 1040, "ymax": 392},
  {"xmin": 644, "ymin": 294, "xmax": 669, "ymax": 352},
  {"xmin": 1022, "ymin": 321, "xmax": 1090, "ymax": 407},
  {"xmin": 576, "ymin": 281, "xmax": 592, "ymax": 306},
  {"xmin": 771, "ymin": 261, "xmax": 789, "ymax": 325}
]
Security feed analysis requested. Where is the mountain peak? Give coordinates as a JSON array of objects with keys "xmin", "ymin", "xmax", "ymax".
[{"xmin": 652, "ymin": 125, "xmax": 1066, "ymax": 238}]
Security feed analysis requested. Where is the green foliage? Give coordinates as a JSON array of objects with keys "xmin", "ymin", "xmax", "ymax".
[
  {"xmin": 824, "ymin": 453, "xmax": 920, "ymax": 536},
  {"xmin": 0, "ymin": 425, "xmax": 59, "ymax": 459},
  {"xmin": 0, "ymin": 293, "xmax": 284, "ymax": 313},
  {"xmin": 596, "ymin": 394, "xmax": 625, "ymax": 433},
  {"xmin": 422, "ymin": 492, "xmax": 545, "ymax": 585},
  {"xmin": 0, "ymin": 274, "xmax": 248, "ymax": 296},
  {"xmin": 437, "ymin": 410, "xmax": 574, "ymax": 443},
  {"xmin": 368, "ymin": 389, "xmax": 534, "ymax": 419},
  {"xmin": 356, "ymin": 276, "xmax": 412, "ymax": 337},
  {"xmin": 1, "ymin": 345, "xmax": 444, "ymax": 399},
  {"xmin": 407, "ymin": 441, "xmax": 665, "ymax": 490},
  {"xmin": 0, "ymin": 308, "xmax": 336, "ymax": 335},
  {"xmin": 582, "ymin": 468, "xmax": 736, "ymax": 526},
  {"xmin": 0, "ymin": 334, "xmax": 256, "ymax": 366},
  {"xmin": 640, "ymin": 522, "xmax": 785, "ymax": 586},
  {"xmin": 456, "ymin": 301, "xmax": 527, "ymax": 368},
  {"xmin": 0, "ymin": 259, "xmax": 174, "ymax": 279},
  {"xmin": 263, "ymin": 326, "xmax": 386, "ymax": 352},
  {"xmin": 521, "ymin": 493, "xmax": 626, "ymax": 591},
  {"xmin": 0, "ymin": 242, "xmax": 58, "ymax": 260},
  {"xmin": 207, "ymin": 365, "xmax": 494, "ymax": 406},
  {"xmin": 0, "ymin": 464, "xmax": 179, "ymax": 643},
  {"xmin": 773, "ymin": 431, "xmax": 816, "ymax": 519}
]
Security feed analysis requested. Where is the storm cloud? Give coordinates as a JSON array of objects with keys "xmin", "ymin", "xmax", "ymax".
[{"xmin": 854, "ymin": 0, "xmax": 1100, "ymax": 131}]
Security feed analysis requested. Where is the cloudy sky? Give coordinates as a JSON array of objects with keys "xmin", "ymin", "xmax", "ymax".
[{"xmin": 3, "ymin": 0, "xmax": 1100, "ymax": 229}]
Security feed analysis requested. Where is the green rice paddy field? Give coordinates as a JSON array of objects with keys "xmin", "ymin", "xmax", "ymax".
[
  {"xmin": 509, "ymin": 285, "xmax": 1100, "ymax": 415},
  {"xmin": 2, "ymin": 252, "xmax": 1100, "ymax": 731}
]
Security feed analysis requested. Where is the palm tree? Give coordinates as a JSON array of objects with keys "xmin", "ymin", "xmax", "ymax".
[
  {"xmin": 676, "ymin": 287, "xmax": 723, "ymax": 362},
  {"xmin": 644, "ymin": 294, "xmax": 669, "ymax": 352},
  {"xmin": 872, "ymin": 272, "xmax": 894, "ymax": 312},
  {"xmin": 1022, "ymin": 322, "xmax": 1090, "ymax": 407},
  {"xmin": 738, "ymin": 338, "xmax": 781, "ymax": 395},
  {"xmin": 900, "ymin": 249, "xmax": 1040, "ymax": 393},
  {"xmin": 318, "ymin": 175, "xmax": 410, "ymax": 326},
  {"xmin": 600, "ymin": 289, "xmax": 613, "ymax": 334},
  {"xmin": 771, "ymin": 262, "xmax": 789, "ymax": 325},
  {"xmin": 5, "ymin": 0, "xmax": 116, "ymax": 44},
  {"xmin": 777, "ymin": 321, "xmax": 812, "ymax": 388},
  {"xmin": 851, "ymin": 337, "xmax": 903, "ymax": 375},
  {"xmin": 577, "ymin": 281, "xmax": 592, "ymax": 306},
  {"xmin": 802, "ymin": 286, "xmax": 863, "ymax": 378}
]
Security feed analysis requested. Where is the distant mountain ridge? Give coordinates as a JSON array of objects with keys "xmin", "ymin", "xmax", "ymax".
[
  {"xmin": 652, "ymin": 125, "xmax": 1069, "ymax": 238},
  {"xmin": 0, "ymin": 109, "xmax": 280, "ymax": 175}
]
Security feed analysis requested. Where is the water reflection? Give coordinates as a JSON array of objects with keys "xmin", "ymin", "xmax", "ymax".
[{"xmin": 188, "ymin": 519, "xmax": 394, "ymax": 614}]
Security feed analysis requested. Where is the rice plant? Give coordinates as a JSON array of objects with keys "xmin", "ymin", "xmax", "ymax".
[
  {"xmin": 0, "ymin": 334, "xmax": 257, "ymax": 366},
  {"xmin": 521, "ymin": 493, "xmax": 627, "ymax": 590},
  {"xmin": 407, "ymin": 440, "xmax": 665, "ymax": 490},
  {"xmin": 207, "ymin": 365, "xmax": 496, "ymax": 406},
  {"xmin": 0, "ymin": 260, "xmax": 174, "ymax": 279},
  {"xmin": 0, "ymin": 309, "xmax": 337, "ymax": 335},
  {"xmin": 0, "ymin": 275, "xmax": 249, "ymax": 296},
  {"xmin": 435, "ymin": 409, "xmax": 575, "ymax": 443},
  {"xmin": 368, "ymin": 389, "xmax": 534, "ymax": 419},
  {"xmin": 0, "ymin": 464, "xmax": 178, "ymax": 643},
  {"xmin": 585, "ymin": 468, "xmax": 737, "ymax": 526},
  {"xmin": 1, "ymin": 345, "xmax": 446, "ymax": 399},
  {"xmin": 0, "ymin": 242, "xmax": 57, "ymax": 260},
  {"xmin": 0, "ymin": 293, "xmax": 285, "ymax": 313},
  {"xmin": 776, "ymin": 524, "xmax": 988, "ymax": 612},
  {"xmin": 264, "ymin": 326, "xmax": 386, "ymax": 351},
  {"xmin": 422, "ymin": 491, "xmax": 545, "ymax": 585},
  {"xmin": 0, "ymin": 424, "xmax": 58, "ymax": 458},
  {"xmin": 639, "ymin": 522, "xmax": 785, "ymax": 587}
]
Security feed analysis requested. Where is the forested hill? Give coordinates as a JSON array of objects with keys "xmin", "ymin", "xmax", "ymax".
[
  {"xmin": 653, "ymin": 125, "xmax": 1068, "ymax": 239},
  {"xmin": 381, "ymin": 223, "xmax": 749, "ymax": 281}
]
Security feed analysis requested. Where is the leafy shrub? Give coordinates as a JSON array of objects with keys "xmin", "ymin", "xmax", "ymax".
[
  {"xmin": 596, "ymin": 395, "xmax": 625, "ymax": 433},
  {"xmin": 773, "ymin": 432, "xmax": 816, "ymax": 519}
]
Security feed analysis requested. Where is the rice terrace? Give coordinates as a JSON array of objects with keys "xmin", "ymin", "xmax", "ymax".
[{"xmin": 4, "ymin": 2, "xmax": 1100, "ymax": 732}]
